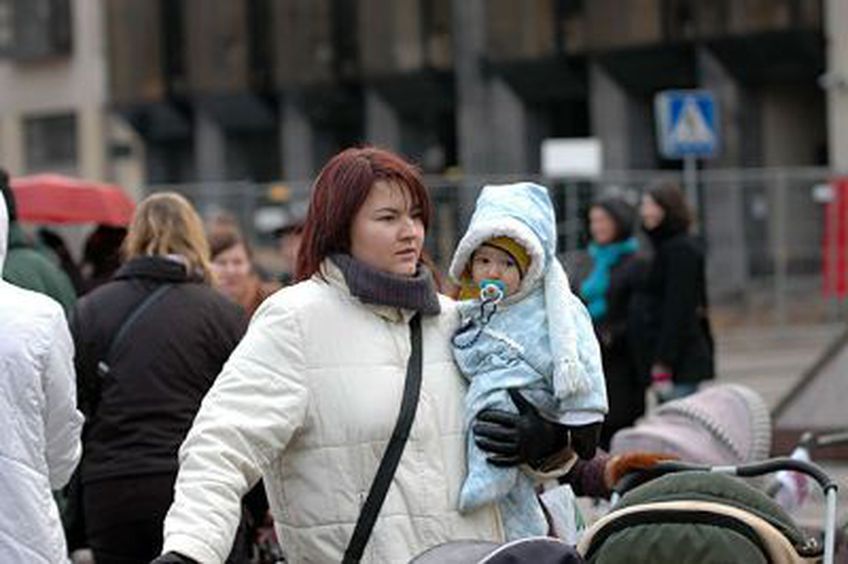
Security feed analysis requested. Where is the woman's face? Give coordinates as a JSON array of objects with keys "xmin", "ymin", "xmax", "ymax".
[
  {"xmin": 589, "ymin": 206, "xmax": 618, "ymax": 245},
  {"xmin": 641, "ymin": 194, "xmax": 666, "ymax": 231},
  {"xmin": 350, "ymin": 180, "xmax": 425, "ymax": 276},
  {"xmin": 212, "ymin": 243, "xmax": 252, "ymax": 301}
]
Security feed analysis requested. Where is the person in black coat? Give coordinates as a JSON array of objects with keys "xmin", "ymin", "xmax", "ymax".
[
  {"xmin": 630, "ymin": 182, "xmax": 714, "ymax": 403},
  {"xmin": 70, "ymin": 193, "xmax": 248, "ymax": 564},
  {"xmin": 579, "ymin": 196, "xmax": 647, "ymax": 449}
]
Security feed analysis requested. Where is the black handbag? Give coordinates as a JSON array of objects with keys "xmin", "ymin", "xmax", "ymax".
[{"xmin": 342, "ymin": 313, "xmax": 423, "ymax": 563}]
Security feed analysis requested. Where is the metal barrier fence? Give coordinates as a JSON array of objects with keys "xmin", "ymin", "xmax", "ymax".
[{"xmin": 148, "ymin": 166, "xmax": 844, "ymax": 327}]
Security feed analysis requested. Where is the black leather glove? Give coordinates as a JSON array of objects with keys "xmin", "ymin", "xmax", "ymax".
[
  {"xmin": 568, "ymin": 420, "xmax": 602, "ymax": 461},
  {"xmin": 473, "ymin": 389, "xmax": 601, "ymax": 466},
  {"xmin": 150, "ymin": 552, "xmax": 199, "ymax": 564}
]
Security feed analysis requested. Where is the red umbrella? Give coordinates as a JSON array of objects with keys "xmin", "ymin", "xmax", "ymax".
[{"xmin": 10, "ymin": 173, "xmax": 136, "ymax": 227}]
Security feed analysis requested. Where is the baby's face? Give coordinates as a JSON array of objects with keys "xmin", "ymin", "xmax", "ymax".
[{"xmin": 471, "ymin": 245, "xmax": 522, "ymax": 297}]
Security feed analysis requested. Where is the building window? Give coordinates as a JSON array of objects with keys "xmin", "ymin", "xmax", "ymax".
[
  {"xmin": 24, "ymin": 113, "xmax": 78, "ymax": 174},
  {"xmin": 1, "ymin": 0, "xmax": 72, "ymax": 60}
]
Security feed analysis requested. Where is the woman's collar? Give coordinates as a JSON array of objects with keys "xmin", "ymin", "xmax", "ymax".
[{"xmin": 319, "ymin": 259, "xmax": 414, "ymax": 323}]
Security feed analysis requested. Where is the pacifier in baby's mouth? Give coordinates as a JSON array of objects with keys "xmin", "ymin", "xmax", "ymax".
[{"xmin": 479, "ymin": 278, "xmax": 506, "ymax": 303}]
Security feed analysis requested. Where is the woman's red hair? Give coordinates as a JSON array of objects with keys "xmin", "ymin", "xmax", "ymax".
[{"xmin": 295, "ymin": 147, "xmax": 433, "ymax": 282}]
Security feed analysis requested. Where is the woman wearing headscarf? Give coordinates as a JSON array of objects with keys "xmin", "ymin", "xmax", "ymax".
[{"xmin": 579, "ymin": 196, "xmax": 647, "ymax": 448}]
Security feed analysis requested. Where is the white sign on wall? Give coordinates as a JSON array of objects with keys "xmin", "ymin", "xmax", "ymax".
[{"xmin": 541, "ymin": 138, "xmax": 602, "ymax": 178}]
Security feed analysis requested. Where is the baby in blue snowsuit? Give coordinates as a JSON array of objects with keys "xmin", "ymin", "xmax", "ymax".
[{"xmin": 449, "ymin": 182, "xmax": 608, "ymax": 540}]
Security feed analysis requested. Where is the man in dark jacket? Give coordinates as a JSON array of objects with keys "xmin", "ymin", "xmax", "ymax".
[{"xmin": 0, "ymin": 169, "xmax": 76, "ymax": 312}]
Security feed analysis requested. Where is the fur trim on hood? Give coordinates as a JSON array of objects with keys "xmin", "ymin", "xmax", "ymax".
[{"xmin": 450, "ymin": 183, "xmax": 554, "ymax": 300}]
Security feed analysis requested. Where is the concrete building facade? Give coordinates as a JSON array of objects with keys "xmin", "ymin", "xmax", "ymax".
[
  {"xmin": 0, "ymin": 1, "xmax": 841, "ymax": 303},
  {"xmin": 0, "ymin": 0, "xmax": 145, "ymax": 197},
  {"xmin": 98, "ymin": 0, "xmax": 836, "ymax": 184},
  {"xmin": 94, "ymin": 0, "xmax": 842, "ymax": 298}
]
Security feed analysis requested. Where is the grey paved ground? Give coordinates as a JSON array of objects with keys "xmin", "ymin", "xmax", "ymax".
[
  {"xmin": 714, "ymin": 322, "xmax": 843, "ymax": 410},
  {"xmin": 702, "ymin": 322, "xmax": 845, "ymax": 530}
]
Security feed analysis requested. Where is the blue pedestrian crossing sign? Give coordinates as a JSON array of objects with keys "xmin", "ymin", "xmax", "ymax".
[{"xmin": 654, "ymin": 90, "xmax": 719, "ymax": 159}]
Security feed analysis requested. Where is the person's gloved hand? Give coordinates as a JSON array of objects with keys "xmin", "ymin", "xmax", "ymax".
[
  {"xmin": 473, "ymin": 388, "xmax": 601, "ymax": 467},
  {"xmin": 150, "ymin": 552, "xmax": 198, "ymax": 564},
  {"xmin": 568, "ymin": 421, "xmax": 602, "ymax": 461}
]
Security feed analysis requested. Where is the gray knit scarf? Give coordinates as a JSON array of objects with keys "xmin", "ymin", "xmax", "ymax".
[{"xmin": 331, "ymin": 253, "xmax": 441, "ymax": 316}]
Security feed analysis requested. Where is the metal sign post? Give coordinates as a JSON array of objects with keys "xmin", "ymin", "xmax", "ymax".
[{"xmin": 683, "ymin": 154, "xmax": 698, "ymax": 213}]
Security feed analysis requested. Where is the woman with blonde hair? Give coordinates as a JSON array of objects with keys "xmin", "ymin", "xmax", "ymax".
[
  {"xmin": 69, "ymin": 192, "xmax": 248, "ymax": 563},
  {"xmin": 124, "ymin": 192, "xmax": 214, "ymax": 282}
]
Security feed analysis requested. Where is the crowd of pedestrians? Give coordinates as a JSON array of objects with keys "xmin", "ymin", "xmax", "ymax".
[
  {"xmin": 575, "ymin": 185, "xmax": 715, "ymax": 448},
  {"xmin": 0, "ymin": 149, "xmax": 714, "ymax": 563}
]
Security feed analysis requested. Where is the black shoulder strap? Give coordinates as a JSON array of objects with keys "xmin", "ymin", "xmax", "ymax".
[
  {"xmin": 343, "ymin": 313, "xmax": 423, "ymax": 564},
  {"xmin": 96, "ymin": 284, "xmax": 174, "ymax": 378}
]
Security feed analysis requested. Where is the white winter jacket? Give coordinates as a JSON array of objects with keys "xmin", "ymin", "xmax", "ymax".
[
  {"xmin": 163, "ymin": 260, "xmax": 504, "ymax": 563},
  {"xmin": 0, "ymin": 194, "xmax": 84, "ymax": 563}
]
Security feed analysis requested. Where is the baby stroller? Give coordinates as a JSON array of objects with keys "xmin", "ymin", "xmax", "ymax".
[
  {"xmin": 582, "ymin": 384, "xmax": 840, "ymax": 563},
  {"xmin": 410, "ymin": 456, "xmax": 839, "ymax": 564},
  {"xmin": 578, "ymin": 457, "xmax": 840, "ymax": 564},
  {"xmin": 411, "ymin": 385, "xmax": 840, "ymax": 563}
]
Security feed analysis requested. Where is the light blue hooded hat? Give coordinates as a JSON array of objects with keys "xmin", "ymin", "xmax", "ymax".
[{"xmin": 450, "ymin": 182, "xmax": 598, "ymax": 400}]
